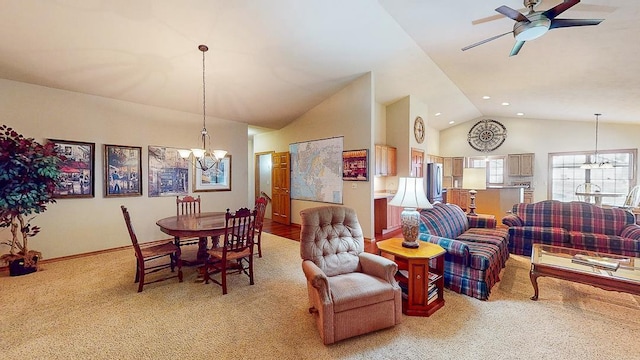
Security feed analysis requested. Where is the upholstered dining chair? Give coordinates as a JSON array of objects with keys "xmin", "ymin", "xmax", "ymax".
[
  {"xmin": 175, "ymin": 195, "xmax": 202, "ymax": 246},
  {"xmin": 299, "ymin": 206, "xmax": 402, "ymax": 345},
  {"xmin": 253, "ymin": 195, "xmax": 269, "ymax": 258},
  {"xmin": 120, "ymin": 206, "xmax": 183, "ymax": 292},
  {"xmin": 204, "ymin": 207, "xmax": 256, "ymax": 295}
]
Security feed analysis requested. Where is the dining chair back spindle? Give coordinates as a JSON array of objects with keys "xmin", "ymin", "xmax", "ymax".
[
  {"xmin": 254, "ymin": 195, "xmax": 269, "ymax": 258},
  {"xmin": 204, "ymin": 207, "xmax": 256, "ymax": 294},
  {"xmin": 175, "ymin": 195, "xmax": 202, "ymax": 247},
  {"xmin": 121, "ymin": 205, "xmax": 183, "ymax": 292}
]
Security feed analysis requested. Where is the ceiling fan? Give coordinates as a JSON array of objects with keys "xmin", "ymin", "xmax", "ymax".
[{"xmin": 462, "ymin": 0, "xmax": 604, "ymax": 56}]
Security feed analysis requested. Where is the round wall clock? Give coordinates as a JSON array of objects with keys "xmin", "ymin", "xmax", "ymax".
[
  {"xmin": 467, "ymin": 119, "xmax": 507, "ymax": 152},
  {"xmin": 414, "ymin": 116, "xmax": 425, "ymax": 144}
]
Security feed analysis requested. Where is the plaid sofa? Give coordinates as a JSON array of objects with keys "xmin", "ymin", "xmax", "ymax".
[
  {"xmin": 418, "ymin": 202, "xmax": 509, "ymax": 301},
  {"xmin": 502, "ymin": 200, "xmax": 640, "ymax": 257}
]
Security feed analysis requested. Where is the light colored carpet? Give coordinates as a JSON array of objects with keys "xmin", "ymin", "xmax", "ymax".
[{"xmin": 1, "ymin": 233, "xmax": 639, "ymax": 360}]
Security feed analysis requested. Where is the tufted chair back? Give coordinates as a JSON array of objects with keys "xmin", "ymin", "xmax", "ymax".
[{"xmin": 300, "ymin": 205, "xmax": 364, "ymax": 277}]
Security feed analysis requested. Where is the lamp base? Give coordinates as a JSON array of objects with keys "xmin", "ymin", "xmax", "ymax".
[{"xmin": 402, "ymin": 240, "xmax": 420, "ymax": 249}]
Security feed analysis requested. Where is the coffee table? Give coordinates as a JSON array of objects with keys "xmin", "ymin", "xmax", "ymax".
[{"xmin": 529, "ymin": 244, "xmax": 640, "ymax": 300}]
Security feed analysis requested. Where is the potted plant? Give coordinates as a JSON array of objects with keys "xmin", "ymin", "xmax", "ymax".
[{"xmin": 0, "ymin": 125, "xmax": 64, "ymax": 276}]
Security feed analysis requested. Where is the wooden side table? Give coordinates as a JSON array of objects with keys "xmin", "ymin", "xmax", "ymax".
[{"xmin": 376, "ymin": 238, "xmax": 446, "ymax": 317}]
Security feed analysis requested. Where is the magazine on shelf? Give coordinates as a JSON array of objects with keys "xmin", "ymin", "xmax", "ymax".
[{"xmin": 571, "ymin": 254, "xmax": 620, "ymax": 271}]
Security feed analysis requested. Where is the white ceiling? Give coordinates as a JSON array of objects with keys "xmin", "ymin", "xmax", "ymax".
[{"xmin": 1, "ymin": 0, "xmax": 638, "ymax": 131}]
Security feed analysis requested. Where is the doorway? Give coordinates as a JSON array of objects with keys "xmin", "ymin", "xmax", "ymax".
[{"xmin": 255, "ymin": 152, "xmax": 273, "ymax": 219}]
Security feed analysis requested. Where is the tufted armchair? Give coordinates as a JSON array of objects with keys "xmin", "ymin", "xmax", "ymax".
[{"xmin": 300, "ymin": 206, "xmax": 402, "ymax": 345}]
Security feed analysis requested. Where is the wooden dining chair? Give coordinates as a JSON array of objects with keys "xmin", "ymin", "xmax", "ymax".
[
  {"xmin": 254, "ymin": 195, "xmax": 269, "ymax": 258},
  {"xmin": 204, "ymin": 207, "xmax": 256, "ymax": 295},
  {"xmin": 121, "ymin": 206, "xmax": 183, "ymax": 292},
  {"xmin": 175, "ymin": 195, "xmax": 202, "ymax": 246}
]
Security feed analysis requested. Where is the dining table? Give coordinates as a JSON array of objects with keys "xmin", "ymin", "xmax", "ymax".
[
  {"xmin": 574, "ymin": 191, "xmax": 625, "ymax": 206},
  {"xmin": 156, "ymin": 211, "xmax": 227, "ymax": 265}
]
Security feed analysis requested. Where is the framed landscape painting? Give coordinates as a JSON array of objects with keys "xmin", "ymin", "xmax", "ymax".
[
  {"xmin": 104, "ymin": 144, "xmax": 142, "ymax": 197},
  {"xmin": 342, "ymin": 149, "xmax": 368, "ymax": 181},
  {"xmin": 148, "ymin": 145, "xmax": 189, "ymax": 197},
  {"xmin": 48, "ymin": 139, "xmax": 95, "ymax": 198},
  {"xmin": 194, "ymin": 155, "xmax": 231, "ymax": 192}
]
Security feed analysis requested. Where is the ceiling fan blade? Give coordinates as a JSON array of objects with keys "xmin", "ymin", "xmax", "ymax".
[
  {"xmin": 461, "ymin": 31, "xmax": 513, "ymax": 52},
  {"xmin": 472, "ymin": 7, "xmax": 527, "ymax": 25},
  {"xmin": 510, "ymin": 41, "xmax": 526, "ymax": 57},
  {"xmin": 495, "ymin": 5, "xmax": 530, "ymax": 23},
  {"xmin": 550, "ymin": 18, "xmax": 603, "ymax": 29},
  {"xmin": 543, "ymin": 0, "xmax": 580, "ymax": 20}
]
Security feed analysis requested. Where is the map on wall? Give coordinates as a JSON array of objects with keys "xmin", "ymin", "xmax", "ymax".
[{"xmin": 290, "ymin": 136, "xmax": 343, "ymax": 204}]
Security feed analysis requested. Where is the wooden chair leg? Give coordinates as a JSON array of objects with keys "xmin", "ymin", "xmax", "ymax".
[
  {"xmin": 176, "ymin": 256, "xmax": 183, "ymax": 282},
  {"xmin": 138, "ymin": 264, "xmax": 145, "ymax": 293},
  {"xmin": 221, "ymin": 265, "xmax": 227, "ymax": 295},
  {"xmin": 249, "ymin": 256, "xmax": 254, "ymax": 286}
]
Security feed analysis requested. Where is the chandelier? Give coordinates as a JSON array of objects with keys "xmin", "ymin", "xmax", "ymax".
[
  {"xmin": 581, "ymin": 113, "xmax": 612, "ymax": 169},
  {"xmin": 178, "ymin": 44, "xmax": 227, "ymax": 171}
]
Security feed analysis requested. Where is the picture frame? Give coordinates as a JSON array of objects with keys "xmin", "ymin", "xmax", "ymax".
[
  {"xmin": 104, "ymin": 144, "xmax": 142, "ymax": 197},
  {"xmin": 148, "ymin": 145, "xmax": 189, "ymax": 197},
  {"xmin": 194, "ymin": 155, "xmax": 231, "ymax": 192},
  {"xmin": 48, "ymin": 139, "xmax": 95, "ymax": 198},
  {"xmin": 342, "ymin": 149, "xmax": 368, "ymax": 181}
]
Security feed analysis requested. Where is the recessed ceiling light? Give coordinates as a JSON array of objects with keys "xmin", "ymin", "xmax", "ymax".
[
  {"xmin": 449, "ymin": 120, "xmax": 455, "ymax": 124},
  {"xmin": 482, "ymin": 96, "xmax": 491, "ymax": 100},
  {"xmin": 502, "ymin": 102, "xmax": 510, "ymax": 106},
  {"xmin": 516, "ymin": 112, "xmax": 524, "ymax": 116},
  {"xmin": 434, "ymin": 112, "xmax": 441, "ymax": 116}
]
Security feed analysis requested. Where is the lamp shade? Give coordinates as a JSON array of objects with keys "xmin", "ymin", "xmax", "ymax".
[
  {"xmin": 389, "ymin": 177, "xmax": 433, "ymax": 209},
  {"xmin": 462, "ymin": 168, "xmax": 487, "ymax": 190}
]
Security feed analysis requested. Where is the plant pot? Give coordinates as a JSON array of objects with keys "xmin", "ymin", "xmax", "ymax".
[{"xmin": 8, "ymin": 256, "xmax": 38, "ymax": 276}]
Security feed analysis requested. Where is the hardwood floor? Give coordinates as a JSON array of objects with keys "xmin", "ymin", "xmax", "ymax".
[{"xmin": 261, "ymin": 218, "xmax": 395, "ymax": 254}]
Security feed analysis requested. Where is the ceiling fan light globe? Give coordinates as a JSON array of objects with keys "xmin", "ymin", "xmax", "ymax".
[{"xmin": 514, "ymin": 16, "xmax": 551, "ymax": 41}]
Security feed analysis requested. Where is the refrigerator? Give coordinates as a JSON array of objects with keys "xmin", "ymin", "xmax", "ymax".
[{"xmin": 426, "ymin": 163, "xmax": 443, "ymax": 203}]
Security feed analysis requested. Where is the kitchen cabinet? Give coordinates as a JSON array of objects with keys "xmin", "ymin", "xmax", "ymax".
[
  {"xmin": 446, "ymin": 188, "xmax": 468, "ymax": 211},
  {"xmin": 523, "ymin": 190, "xmax": 534, "ymax": 204},
  {"xmin": 452, "ymin": 157, "xmax": 464, "ymax": 177},
  {"xmin": 374, "ymin": 196, "xmax": 402, "ymax": 235},
  {"xmin": 375, "ymin": 145, "xmax": 397, "ymax": 176},
  {"xmin": 508, "ymin": 153, "xmax": 535, "ymax": 177},
  {"xmin": 443, "ymin": 157, "xmax": 452, "ymax": 177}
]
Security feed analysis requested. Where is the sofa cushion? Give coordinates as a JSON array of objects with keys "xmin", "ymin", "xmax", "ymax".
[
  {"xmin": 420, "ymin": 203, "xmax": 469, "ymax": 239},
  {"xmin": 457, "ymin": 228, "xmax": 510, "ymax": 264},
  {"xmin": 564, "ymin": 202, "xmax": 635, "ymax": 235},
  {"xmin": 328, "ymin": 272, "xmax": 396, "ymax": 313},
  {"xmin": 568, "ymin": 232, "xmax": 640, "ymax": 256}
]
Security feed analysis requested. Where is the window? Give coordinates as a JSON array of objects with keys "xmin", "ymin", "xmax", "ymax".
[
  {"xmin": 548, "ymin": 149, "xmax": 636, "ymax": 206},
  {"xmin": 468, "ymin": 156, "xmax": 505, "ymax": 185}
]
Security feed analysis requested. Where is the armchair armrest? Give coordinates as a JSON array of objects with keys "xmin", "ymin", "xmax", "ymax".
[
  {"xmin": 620, "ymin": 224, "xmax": 640, "ymax": 240},
  {"xmin": 302, "ymin": 260, "xmax": 331, "ymax": 305},
  {"xmin": 358, "ymin": 252, "xmax": 398, "ymax": 284},
  {"xmin": 502, "ymin": 214, "xmax": 523, "ymax": 227},
  {"xmin": 419, "ymin": 233, "xmax": 471, "ymax": 266},
  {"xmin": 467, "ymin": 215, "xmax": 496, "ymax": 229}
]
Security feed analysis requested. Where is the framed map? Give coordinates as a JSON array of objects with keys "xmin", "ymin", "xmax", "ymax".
[{"xmin": 290, "ymin": 137, "xmax": 343, "ymax": 204}]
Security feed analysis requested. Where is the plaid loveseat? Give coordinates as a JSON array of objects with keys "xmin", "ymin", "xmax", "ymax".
[
  {"xmin": 502, "ymin": 200, "xmax": 640, "ymax": 257},
  {"xmin": 418, "ymin": 202, "xmax": 509, "ymax": 301}
]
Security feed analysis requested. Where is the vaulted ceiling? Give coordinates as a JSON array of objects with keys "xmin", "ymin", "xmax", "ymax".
[{"xmin": 1, "ymin": 1, "xmax": 638, "ymax": 131}]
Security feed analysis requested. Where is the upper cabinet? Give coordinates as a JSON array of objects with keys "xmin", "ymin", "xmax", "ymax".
[
  {"xmin": 452, "ymin": 157, "xmax": 464, "ymax": 177},
  {"xmin": 375, "ymin": 145, "xmax": 397, "ymax": 177},
  {"xmin": 508, "ymin": 153, "xmax": 535, "ymax": 177}
]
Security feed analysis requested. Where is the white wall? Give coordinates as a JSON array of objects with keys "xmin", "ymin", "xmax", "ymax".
[
  {"xmin": 0, "ymin": 79, "xmax": 248, "ymax": 260},
  {"xmin": 440, "ymin": 116, "xmax": 640, "ymax": 201},
  {"xmin": 254, "ymin": 73, "xmax": 375, "ymax": 237}
]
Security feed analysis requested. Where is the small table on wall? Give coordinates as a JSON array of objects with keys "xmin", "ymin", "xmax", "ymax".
[
  {"xmin": 156, "ymin": 212, "xmax": 227, "ymax": 265},
  {"xmin": 376, "ymin": 238, "xmax": 446, "ymax": 317}
]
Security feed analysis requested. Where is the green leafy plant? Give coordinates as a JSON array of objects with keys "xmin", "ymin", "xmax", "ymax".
[{"xmin": 0, "ymin": 125, "xmax": 64, "ymax": 268}]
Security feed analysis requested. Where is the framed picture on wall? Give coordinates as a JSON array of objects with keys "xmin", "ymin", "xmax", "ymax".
[
  {"xmin": 148, "ymin": 145, "xmax": 189, "ymax": 197},
  {"xmin": 48, "ymin": 139, "xmax": 95, "ymax": 198},
  {"xmin": 104, "ymin": 144, "xmax": 142, "ymax": 197},
  {"xmin": 194, "ymin": 155, "xmax": 231, "ymax": 192},
  {"xmin": 342, "ymin": 149, "xmax": 368, "ymax": 181}
]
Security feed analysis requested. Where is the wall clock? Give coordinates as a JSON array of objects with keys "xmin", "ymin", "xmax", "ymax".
[
  {"xmin": 467, "ymin": 119, "xmax": 507, "ymax": 152},
  {"xmin": 414, "ymin": 116, "xmax": 425, "ymax": 144}
]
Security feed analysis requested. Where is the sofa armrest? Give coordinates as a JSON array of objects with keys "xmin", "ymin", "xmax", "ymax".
[
  {"xmin": 359, "ymin": 252, "xmax": 398, "ymax": 284},
  {"xmin": 419, "ymin": 233, "xmax": 470, "ymax": 265},
  {"xmin": 302, "ymin": 259, "xmax": 331, "ymax": 305},
  {"xmin": 468, "ymin": 215, "xmax": 496, "ymax": 229},
  {"xmin": 502, "ymin": 214, "xmax": 523, "ymax": 227},
  {"xmin": 620, "ymin": 224, "xmax": 640, "ymax": 240}
]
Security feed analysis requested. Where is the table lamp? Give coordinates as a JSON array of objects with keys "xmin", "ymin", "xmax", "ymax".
[
  {"xmin": 389, "ymin": 177, "xmax": 433, "ymax": 248},
  {"xmin": 462, "ymin": 168, "xmax": 486, "ymax": 216}
]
